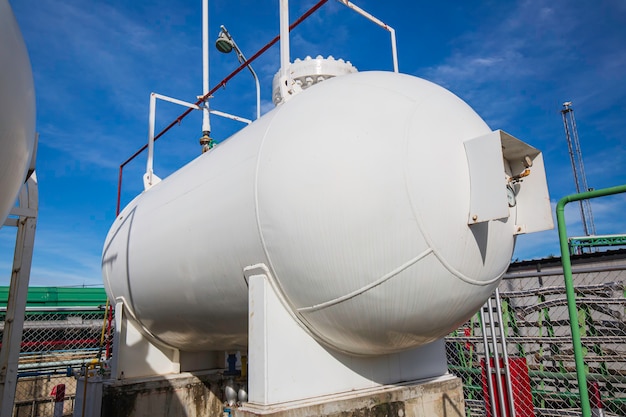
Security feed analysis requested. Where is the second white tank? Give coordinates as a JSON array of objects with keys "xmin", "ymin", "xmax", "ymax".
[{"xmin": 0, "ymin": 0, "xmax": 36, "ymax": 225}]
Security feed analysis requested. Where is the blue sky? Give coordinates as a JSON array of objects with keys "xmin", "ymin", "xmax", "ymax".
[{"xmin": 2, "ymin": 0, "xmax": 626, "ymax": 287}]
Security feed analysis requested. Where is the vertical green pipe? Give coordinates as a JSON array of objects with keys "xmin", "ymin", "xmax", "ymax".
[{"xmin": 556, "ymin": 184, "xmax": 626, "ymax": 417}]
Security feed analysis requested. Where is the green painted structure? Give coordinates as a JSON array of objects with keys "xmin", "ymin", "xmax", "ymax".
[{"xmin": 0, "ymin": 286, "xmax": 107, "ymax": 308}]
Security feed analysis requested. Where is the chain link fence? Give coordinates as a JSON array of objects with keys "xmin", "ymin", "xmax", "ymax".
[
  {"xmin": 446, "ymin": 252, "xmax": 626, "ymax": 417},
  {"xmin": 0, "ymin": 306, "xmax": 111, "ymax": 416},
  {"xmin": 3, "ymin": 253, "xmax": 625, "ymax": 416}
]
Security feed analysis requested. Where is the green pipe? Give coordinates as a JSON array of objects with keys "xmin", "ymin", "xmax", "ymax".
[
  {"xmin": 448, "ymin": 364, "xmax": 626, "ymax": 384},
  {"xmin": 556, "ymin": 183, "xmax": 626, "ymax": 417}
]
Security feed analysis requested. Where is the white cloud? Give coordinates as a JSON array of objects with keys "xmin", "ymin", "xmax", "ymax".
[
  {"xmin": 31, "ymin": 227, "xmax": 104, "ymax": 286},
  {"xmin": 0, "ymin": 222, "xmax": 102, "ymax": 287},
  {"xmin": 416, "ymin": 0, "xmax": 626, "ymax": 131}
]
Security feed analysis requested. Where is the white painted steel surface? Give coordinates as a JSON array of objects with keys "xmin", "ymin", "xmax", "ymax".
[
  {"xmin": 103, "ymin": 71, "xmax": 518, "ymax": 355},
  {"xmin": 246, "ymin": 270, "xmax": 448, "ymax": 405},
  {"xmin": 0, "ymin": 0, "xmax": 36, "ymax": 226}
]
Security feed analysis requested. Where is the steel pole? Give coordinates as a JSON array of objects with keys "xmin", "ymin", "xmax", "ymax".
[
  {"xmin": 495, "ymin": 288, "xmax": 516, "ymax": 417},
  {"xmin": 479, "ymin": 307, "xmax": 498, "ymax": 416},
  {"xmin": 201, "ymin": 0, "xmax": 211, "ymax": 134},
  {"xmin": 487, "ymin": 297, "xmax": 507, "ymax": 415},
  {"xmin": 279, "ymin": 0, "xmax": 291, "ymax": 101}
]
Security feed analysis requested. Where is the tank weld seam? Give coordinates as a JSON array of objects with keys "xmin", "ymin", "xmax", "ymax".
[
  {"xmin": 114, "ymin": 296, "xmax": 180, "ymax": 351},
  {"xmin": 430, "ymin": 247, "xmax": 508, "ymax": 286},
  {"xmin": 253, "ymin": 113, "xmax": 279, "ymax": 288},
  {"xmin": 402, "ymin": 113, "xmax": 506, "ymax": 287},
  {"xmin": 249, "ymin": 108, "xmax": 369, "ymax": 356},
  {"xmin": 402, "ymin": 103, "xmax": 508, "ymax": 287},
  {"xmin": 297, "ymin": 248, "xmax": 434, "ymax": 313},
  {"xmin": 251, "ymin": 112, "xmax": 316, "ymax": 333}
]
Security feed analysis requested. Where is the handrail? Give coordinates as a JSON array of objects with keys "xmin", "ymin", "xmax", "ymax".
[
  {"xmin": 336, "ymin": 0, "xmax": 399, "ymax": 73},
  {"xmin": 115, "ymin": 0, "xmax": 330, "ymax": 215}
]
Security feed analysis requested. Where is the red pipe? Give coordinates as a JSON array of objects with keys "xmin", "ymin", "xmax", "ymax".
[
  {"xmin": 116, "ymin": 165, "xmax": 123, "ymax": 216},
  {"xmin": 589, "ymin": 381, "xmax": 604, "ymax": 410},
  {"xmin": 115, "ymin": 0, "xmax": 329, "ymax": 216},
  {"xmin": 0, "ymin": 338, "xmax": 101, "ymax": 349}
]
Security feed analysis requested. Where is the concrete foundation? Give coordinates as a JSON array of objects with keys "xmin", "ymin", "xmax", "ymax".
[
  {"xmin": 13, "ymin": 375, "xmax": 75, "ymax": 417},
  {"xmin": 102, "ymin": 371, "xmax": 225, "ymax": 417},
  {"xmin": 236, "ymin": 374, "xmax": 465, "ymax": 417},
  {"xmin": 102, "ymin": 372, "xmax": 464, "ymax": 417}
]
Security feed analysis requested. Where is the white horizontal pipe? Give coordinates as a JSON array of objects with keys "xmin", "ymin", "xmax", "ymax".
[
  {"xmin": 151, "ymin": 93, "xmax": 201, "ymax": 110},
  {"xmin": 336, "ymin": 0, "xmax": 399, "ymax": 73},
  {"xmin": 146, "ymin": 93, "xmax": 203, "ymax": 190},
  {"xmin": 209, "ymin": 109, "xmax": 252, "ymax": 125}
]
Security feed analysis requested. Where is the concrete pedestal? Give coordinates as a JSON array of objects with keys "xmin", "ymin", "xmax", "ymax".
[
  {"xmin": 101, "ymin": 372, "xmax": 464, "ymax": 417},
  {"xmin": 102, "ymin": 371, "xmax": 224, "ymax": 417},
  {"xmin": 235, "ymin": 375, "xmax": 465, "ymax": 417}
]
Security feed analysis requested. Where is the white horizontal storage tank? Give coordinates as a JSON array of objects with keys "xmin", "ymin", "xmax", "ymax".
[
  {"xmin": 0, "ymin": 0, "xmax": 36, "ymax": 225},
  {"xmin": 103, "ymin": 71, "xmax": 519, "ymax": 356}
]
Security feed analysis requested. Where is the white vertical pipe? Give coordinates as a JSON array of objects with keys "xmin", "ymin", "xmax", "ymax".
[
  {"xmin": 145, "ymin": 93, "xmax": 200, "ymax": 189},
  {"xmin": 228, "ymin": 31, "xmax": 261, "ymax": 119},
  {"xmin": 336, "ymin": 0, "xmax": 399, "ymax": 73},
  {"xmin": 389, "ymin": 27, "xmax": 399, "ymax": 73},
  {"xmin": 479, "ymin": 306, "xmax": 498, "ymax": 416},
  {"xmin": 254, "ymin": 70, "xmax": 261, "ymax": 119},
  {"xmin": 279, "ymin": 0, "xmax": 290, "ymax": 100},
  {"xmin": 202, "ymin": 0, "xmax": 211, "ymax": 133},
  {"xmin": 145, "ymin": 93, "xmax": 156, "ymax": 189},
  {"xmin": 495, "ymin": 288, "xmax": 517, "ymax": 417},
  {"xmin": 487, "ymin": 297, "xmax": 508, "ymax": 416}
]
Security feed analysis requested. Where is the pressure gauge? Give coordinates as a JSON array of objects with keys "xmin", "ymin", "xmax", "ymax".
[{"xmin": 506, "ymin": 184, "xmax": 516, "ymax": 207}]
